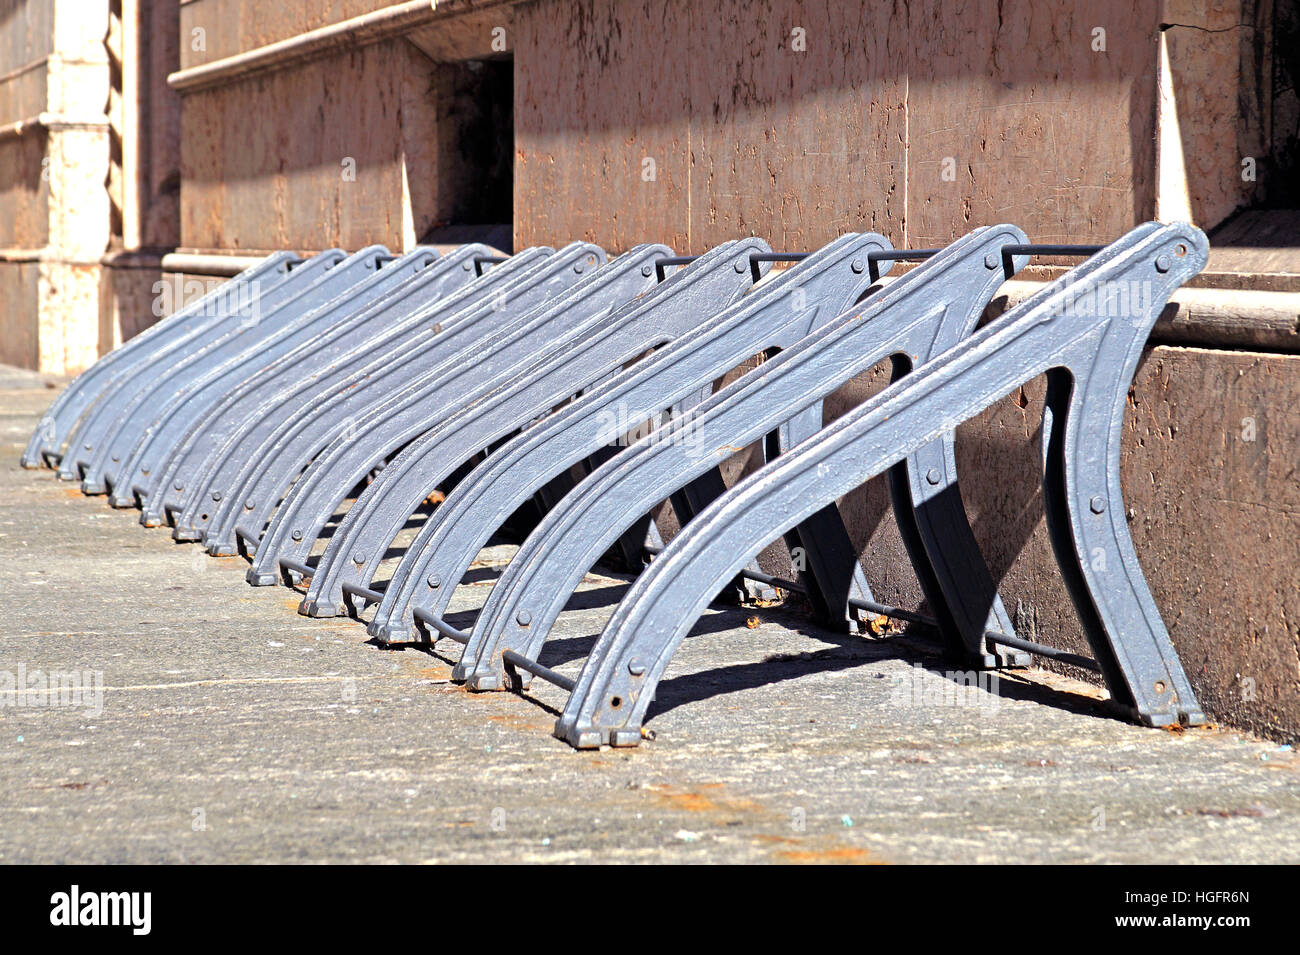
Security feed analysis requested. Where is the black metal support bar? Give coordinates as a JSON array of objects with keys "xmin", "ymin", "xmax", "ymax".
[
  {"xmin": 473, "ymin": 255, "xmax": 508, "ymax": 276},
  {"xmin": 413, "ymin": 607, "xmax": 469, "ymax": 644},
  {"xmin": 278, "ymin": 556, "xmax": 314, "ymax": 582},
  {"xmin": 654, "ymin": 256, "xmax": 700, "ymax": 281},
  {"xmin": 866, "ymin": 248, "xmax": 941, "ymax": 281},
  {"xmin": 748, "ymin": 252, "xmax": 809, "ymax": 283},
  {"xmin": 1000, "ymin": 243, "xmax": 1104, "ymax": 277},
  {"xmin": 502, "ymin": 649, "xmax": 577, "ymax": 693},
  {"xmin": 233, "ymin": 524, "xmax": 261, "ymax": 558},
  {"xmin": 341, "ymin": 582, "xmax": 382, "ymax": 607},
  {"xmin": 645, "ymin": 547, "xmax": 1101, "ymax": 673},
  {"xmin": 661, "ymin": 248, "xmax": 939, "ymax": 285},
  {"xmin": 976, "ymin": 629, "xmax": 1101, "ymax": 672}
]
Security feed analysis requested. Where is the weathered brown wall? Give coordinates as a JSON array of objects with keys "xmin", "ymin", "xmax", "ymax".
[
  {"xmin": 513, "ymin": 0, "xmax": 1161, "ymax": 254},
  {"xmin": 0, "ymin": 126, "xmax": 47, "ymax": 252},
  {"xmin": 177, "ymin": 0, "xmax": 398, "ymax": 68},
  {"xmin": 179, "ymin": 39, "xmax": 430, "ymax": 252},
  {"xmin": 135, "ymin": 0, "xmax": 183, "ymax": 250},
  {"xmin": 1163, "ymin": 0, "xmax": 1259, "ymax": 228}
]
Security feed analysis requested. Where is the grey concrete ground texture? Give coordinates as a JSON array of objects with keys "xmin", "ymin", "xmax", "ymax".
[{"xmin": 1, "ymin": 365, "xmax": 1297, "ymax": 864}]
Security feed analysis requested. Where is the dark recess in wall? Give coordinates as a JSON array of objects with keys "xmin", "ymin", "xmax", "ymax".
[{"xmin": 423, "ymin": 55, "xmax": 514, "ymax": 246}]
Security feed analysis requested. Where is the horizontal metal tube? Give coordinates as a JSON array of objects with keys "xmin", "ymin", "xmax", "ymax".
[
  {"xmin": 341, "ymin": 582, "xmax": 382, "ymax": 607},
  {"xmin": 502, "ymin": 649, "xmax": 577, "ymax": 693},
  {"xmin": 413, "ymin": 607, "xmax": 469, "ymax": 644},
  {"xmin": 648, "ymin": 548, "xmax": 1101, "ymax": 672},
  {"xmin": 278, "ymin": 557, "xmax": 314, "ymax": 581}
]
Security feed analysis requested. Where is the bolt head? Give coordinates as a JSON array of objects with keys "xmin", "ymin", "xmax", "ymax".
[
  {"xmin": 641, "ymin": 264, "xmax": 653, "ymax": 277},
  {"xmin": 245, "ymin": 500, "xmax": 255, "ymax": 510},
  {"xmin": 734, "ymin": 259, "xmax": 747, "ymax": 273},
  {"xmin": 1155, "ymin": 254, "xmax": 1172, "ymax": 273},
  {"xmin": 628, "ymin": 660, "xmax": 647, "ymax": 676},
  {"xmin": 925, "ymin": 467, "xmax": 941, "ymax": 485},
  {"xmin": 985, "ymin": 252, "xmax": 1000, "ymax": 270},
  {"xmin": 174, "ymin": 482, "xmax": 184, "ymax": 491},
  {"xmin": 211, "ymin": 491, "xmax": 222, "ymax": 502},
  {"xmin": 291, "ymin": 530, "xmax": 303, "ymax": 541},
  {"xmin": 427, "ymin": 574, "xmax": 441, "ymax": 589},
  {"xmin": 850, "ymin": 257, "xmax": 865, "ymax": 274},
  {"xmin": 352, "ymin": 551, "xmax": 366, "ymax": 564},
  {"xmin": 1089, "ymin": 495, "xmax": 1106, "ymax": 514},
  {"xmin": 516, "ymin": 610, "xmax": 532, "ymax": 627}
]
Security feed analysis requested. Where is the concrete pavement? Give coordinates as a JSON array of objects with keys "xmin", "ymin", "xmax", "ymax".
[{"xmin": 1, "ymin": 369, "xmax": 1297, "ymax": 863}]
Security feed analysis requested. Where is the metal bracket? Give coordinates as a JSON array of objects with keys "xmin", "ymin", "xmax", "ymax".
[
  {"xmin": 192, "ymin": 247, "xmax": 559, "ymax": 553},
  {"xmin": 292, "ymin": 239, "xmax": 775, "ymax": 617},
  {"xmin": 62, "ymin": 245, "xmax": 393, "ymax": 492},
  {"xmin": 139, "ymin": 243, "xmax": 495, "ymax": 528},
  {"xmin": 365, "ymin": 233, "xmax": 903, "ymax": 649},
  {"xmin": 243, "ymin": 241, "xmax": 654, "ymax": 589},
  {"xmin": 22, "ymin": 250, "xmax": 307, "ymax": 470},
  {"xmin": 299, "ymin": 234, "xmax": 898, "ymax": 624},
  {"xmin": 553, "ymin": 222, "xmax": 1209, "ymax": 748},
  {"xmin": 449, "ymin": 226, "xmax": 1031, "ymax": 692},
  {"xmin": 104, "ymin": 247, "xmax": 450, "ymax": 508}
]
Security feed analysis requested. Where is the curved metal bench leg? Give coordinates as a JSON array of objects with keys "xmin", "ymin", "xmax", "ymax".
[
  {"xmin": 52, "ymin": 250, "xmax": 342, "ymax": 482},
  {"xmin": 888, "ymin": 430, "xmax": 1028, "ymax": 666},
  {"xmin": 206, "ymin": 246, "xmax": 575, "ymax": 556},
  {"xmin": 22, "ymin": 251, "xmax": 302, "ymax": 469},
  {"xmin": 770, "ymin": 402, "xmax": 874, "ymax": 629},
  {"xmin": 662, "ymin": 382, "xmax": 779, "ymax": 604},
  {"xmin": 106, "ymin": 247, "xmax": 443, "ymax": 510},
  {"xmin": 456, "ymin": 226, "xmax": 1023, "ymax": 692},
  {"xmin": 141, "ymin": 245, "xmax": 492, "ymax": 529},
  {"xmin": 379, "ymin": 232, "xmax": 904, "ymax": 649},
  {"xmin": 296, "ymin": 244, "xmax": 793, "ymax": 616},
  {"xmin": 194, "ymin": 248, "xmax": 557, "ymax": 554},
  {"xmin": 364, "ymin": 241, "xmax": 781, "ymax": 644},
  {"xmin": 247, "ymin": 244, "xmax": 659, "ymax": 593},
  {"xmin": 62, "ymin": 246, "xmax": 387, "ymax": 492},
  {"xmin": 554, "ymin": 222, "xmax": 1208, "ymax": 747},
  {"xmin": 340, "ymin": 233, "xmax": 893, "ymax": 638}
]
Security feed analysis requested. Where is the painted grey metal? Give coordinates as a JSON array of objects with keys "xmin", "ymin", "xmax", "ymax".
[
  {"xmin": 48, "ymin": 251, "xmax": 343, "ymax": 479},
  {"xmin": 63, "ymin": 245, "xmax": 391, "ymax": 491},
  {"xmin": 200, "ymin": 246, "xmax": 584, "ymax": 559},
  {"xmin": 103, "ymin": 247, "xmax": 447, "ymax": 508},
  {"xmin": 138, "ymin": 244, "xmax": 494, "ymax": 528},
  {"xmin": 227, "ymin": 243, "xmax": 614, "ymax": 574},
  {"xmin": 291, "ymin": 239, "xmax": 779, "ymax": 617},
  {"xmin": 247, "ymin": 243, "xmax": 669, "ymax": 594},
  {"xmin": 366, "ymin": 233, "xmax": 901, "ymax": 648},
  {"xmin": 193, "ymin": 247, "xmax": 560, "ymax": 554},
  {"xmin": 554, "ymin": 221, "xmax": 1209, "ymax": 749},
  {"xmin": 448, "ymin": 226, "xmax": 1029, "ymax": 691},
  {"xmin": 21, "ymin": 250, "xmax": 306, "ymax": 469},
  {"xmin": 303, "ymin": 233, "xmax": 895, "ymax": 624}
]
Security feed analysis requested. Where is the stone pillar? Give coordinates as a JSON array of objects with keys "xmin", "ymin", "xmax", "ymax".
[{"xmin": 0, "ymin": 0, "xmax": 111, "ymax": 374}]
